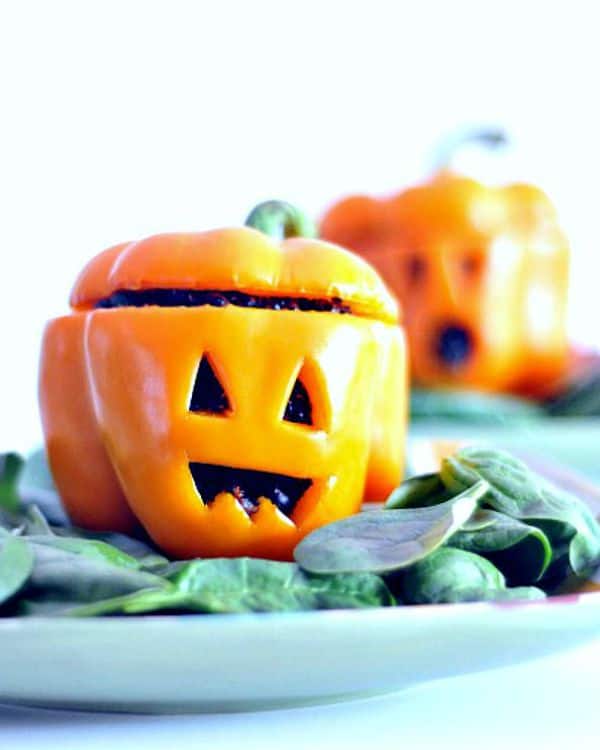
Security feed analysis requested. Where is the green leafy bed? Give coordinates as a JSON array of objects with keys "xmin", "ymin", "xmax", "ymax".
[
  {"xmin": 411, "ymin": 367, "xmax": 600, "ymax": 422},
  {"xmin": 1, "ymin": 447, "xmax": 600, "ymax": 616},
  {"xmin": 410, "ymin": 388, "xmax": 546, "ymax": 423}
]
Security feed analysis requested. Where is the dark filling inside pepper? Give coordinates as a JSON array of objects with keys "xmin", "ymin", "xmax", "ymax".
[
  {"xmin": 96, "ymin": 289, "xmax": 351, "ymax": 313},
  {"xmin": 189, "ymin": 463, "xmax": 312, "ymax": 517}
]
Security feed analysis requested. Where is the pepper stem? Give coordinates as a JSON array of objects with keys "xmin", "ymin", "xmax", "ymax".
[
  {"xmin": 245, "ymin": 201, "xmax": 316, "ymax": 240},
  {"xmin": 431, "ymin": 127, "xmax": 509, "ymax": 172}
]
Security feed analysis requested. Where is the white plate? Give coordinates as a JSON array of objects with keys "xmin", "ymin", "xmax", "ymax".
[
  {"xmin": 2, "ymin": 439, "xmax": 600, "ymax": 714},
  {"xmin": 0, "ymin": 592, "xmax": 599, "ymax": 713}
]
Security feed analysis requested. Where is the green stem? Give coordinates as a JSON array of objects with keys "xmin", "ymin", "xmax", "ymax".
[
  {"xmin": 431, "ymin": 127, "xmax": 509, "ymax": 172},
  {"xmin": 245, "ymin": 200, "xmax": 316, "ymax": 239}
]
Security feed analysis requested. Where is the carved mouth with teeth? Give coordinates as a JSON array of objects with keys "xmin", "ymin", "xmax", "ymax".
[{"xmin": 189, "ymin": 463, "xmax": 312, "ymax": 518}]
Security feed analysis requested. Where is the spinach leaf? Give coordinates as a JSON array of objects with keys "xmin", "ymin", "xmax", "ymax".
[
  {"xmin": 66, "ymin": 558, "xmax": 395, "ymax": 616},
  {"xmin": 295, "ymin": 481, "xmax": 488, "ymax": 575},
  {"xmin": 544, "ymin": 365, "xmax": 600, "ymax": 417},
  {"xmin": 13, "ymin": 449, "xmax": 169, "ymax": 569},
  {"xmin": 399, "ymin": 547, "xmax": 546, "ymax": 604},
  {"xmin": 23, "ymin": 544, "xmax": 169, "ymax": 607},
  {"xmin": 0, "ymin": 536, "xmax": 34, "ymax": 606},
  {"xmin": 553, "ymin": 556, "xmax": 600, "ymax": 595},
  {"xmin": 410, "ymin": 388, "xmax": 543, "ymax": 423},
  {"xmin": 1, "ymin": 503, "xmax": 58, "ymax": 537},
  {"xmin": 441, "ymin": 447, "xmax": 600, "ymax": 576},
  {"xmin": 0, "ymin": 508, "xmax": 25, "ymax": 535},
  {"xmin": 23, "ymin": 505, "xmax": 55, "ymax": 535},
  {"xmin": 487, "ymin": 587, "xmax": 547, "ymax": 601},
  {"xmin": 385, "ymin": 473, "xmax": 453, "ymax": 509},
  {"xmin": 151, "ymin": 560, "xmax": 191, "ymax": 577},
  {"xmin": 173, "ymin": 558, "xmax": 395, "ymax": 612},
  {"xmin": 0, "ymin": 453, "xmax": 24, "ymax": 514},
  {"xmin": 60, "ymin": 588, "xmax": 177, "ymax": 617},
  {"xmin": 448, "ymin": 509, "xmax": 552, "ymax": 584},
  {"xmin": 26, "ymin": 535, "xmax": 142, "ymax": 570},
  {"xmin": 17, "ymin": 449, "xmax": 68, "ymax": 525},
  {"xmin": 51, "ymin": 526, "xmax": 169, "ymax": 570}
]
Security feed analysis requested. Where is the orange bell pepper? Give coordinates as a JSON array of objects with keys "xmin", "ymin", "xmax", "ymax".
[
  {"xmin": 40, "ymin": 202, "xmax": 407, "ymax": 559},
  {"xmin": 321, "ymin": 173, "xmax": 570, "ymax": 397}
]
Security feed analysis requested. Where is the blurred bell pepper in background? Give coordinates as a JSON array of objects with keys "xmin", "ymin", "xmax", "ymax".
[{"xmin": 320, "ymin": 130, "xmax": 570, "ymax": 400}]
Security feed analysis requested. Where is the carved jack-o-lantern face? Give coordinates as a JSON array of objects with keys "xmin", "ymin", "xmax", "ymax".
[
  {"xmin": 321, "ymin": 176, "xmax": 570, "ymax": 397},
  {"xmin": 40, "ymin": 214, "xmax": 407, "ymax": 559}
]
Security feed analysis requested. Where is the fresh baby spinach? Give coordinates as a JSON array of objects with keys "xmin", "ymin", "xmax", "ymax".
[
  {"xmin": 1, "ymin": 445, "xmax": 598, "ymax": 617},
  {"xmin": 0, "ymin": 453, "xmax": 24, "ymax": 515},
  {"xmin": 399, "ymin": 547, "xmax": 545, "ymax": 605},
  {"xmin": 448, "ymin": 509, "xmax": 552, "ymax": 584},
  {"xmin": 66, "ymin": 558, "xmax": 394, "ymax": 616},
  {"xmin": 441, "ymin": 447, "xmax": 600, "ymax": 576},
  {"xmin": 294, "ymin": 481, "xmax": 488, "ymax": 575},
  {"xmin": 0, "ymin": 536, "xmax": 34, "ymax": 606},
  {"xmin": 384, "ymin": 473, "xmax": 454, "ymax": 509}
]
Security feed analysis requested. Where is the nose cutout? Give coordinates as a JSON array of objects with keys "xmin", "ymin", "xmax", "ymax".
[{"xmin": 435, "ymin": 325, "xmax": 474, "ymax": 369}]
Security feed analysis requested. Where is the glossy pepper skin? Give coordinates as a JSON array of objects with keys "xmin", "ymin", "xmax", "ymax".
[
  {"xmin": 39, "ymin": 205, "xmax": 407, "ymax": 560},
  {"xmin": 320, "ymin": 174, "xmax": 570, "ymax": 397}
]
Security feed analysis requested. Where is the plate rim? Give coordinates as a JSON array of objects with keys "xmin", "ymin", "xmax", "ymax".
[{"xmin": 1, "ymin": 587, "xmax": 599, "ymax": 632}]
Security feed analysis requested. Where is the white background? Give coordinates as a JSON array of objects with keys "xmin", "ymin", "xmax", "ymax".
[{"xmin": 1, "ymin": 0, "xmax": 600, "ymax": 451}]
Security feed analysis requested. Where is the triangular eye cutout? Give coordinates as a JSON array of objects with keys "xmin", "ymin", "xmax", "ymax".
[
  {"xmin": 189, "ymin": 356, "xmax": 230, "ymax": 414},
  {"xmin": 283, "ymin": 378, "xmax": 313, "ymax": 425}
]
